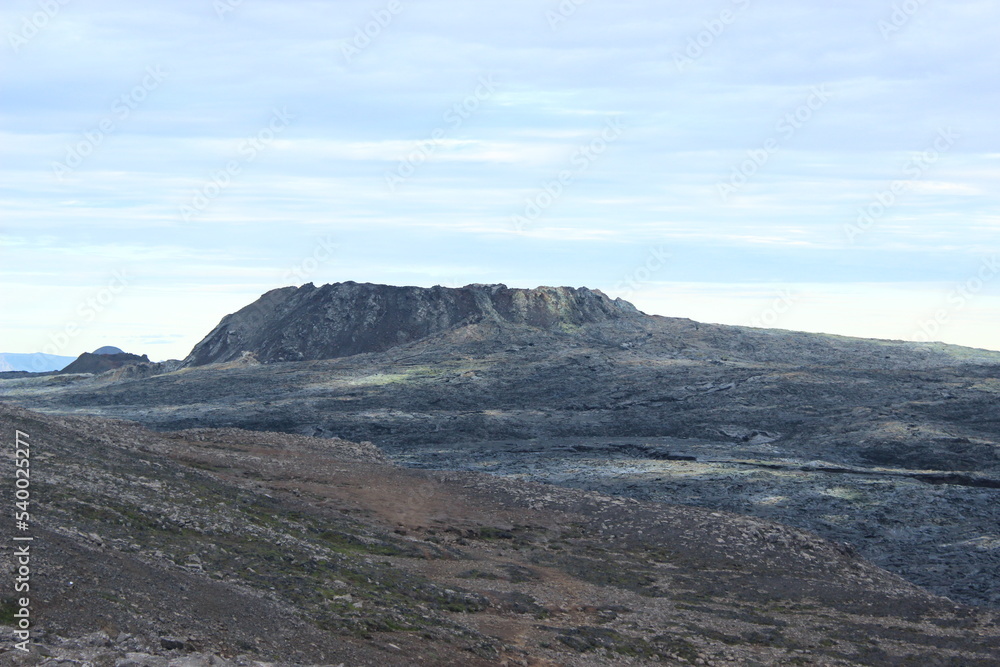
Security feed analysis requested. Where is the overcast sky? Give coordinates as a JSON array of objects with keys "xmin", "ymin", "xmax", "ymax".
[{"xmin": 2, "ymin": 0, "xmax": 998, "ymax": 360}]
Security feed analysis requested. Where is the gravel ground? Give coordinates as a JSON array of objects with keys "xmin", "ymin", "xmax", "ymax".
[{"xmin": 3, "ymin": 404, "xmax": 999, "ymax": 665}]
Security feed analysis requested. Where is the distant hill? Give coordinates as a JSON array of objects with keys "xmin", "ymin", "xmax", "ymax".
[
  {"xmin": 60, "ymin": 351, "xmax": 150, "ymax": 374},
  {"xmin": 183, "ymin": 281, "xmax": 640, "ymax": 366},
  {"xmin": 93, "ymin": 345, "xmax": 125, "ymax": 355},
  {"xmin": 0, "ymin": 352, "xmax": 77, "ymax": 373}
]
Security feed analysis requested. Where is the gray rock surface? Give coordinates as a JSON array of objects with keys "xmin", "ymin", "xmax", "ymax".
[
  {"xmin": 3, "ymin": 281, "xmax": 999, "ymax": 613},
  {"xmin": 2, "ymin": 403, "xmax": 999, "ymax": 666},
  {"xmin": 60, "ymin": 352, "xmax": 151, "ymax": 374},
  {"xmin": 183, "ymin": 282, "xmax": 639, "ymax": 366}
]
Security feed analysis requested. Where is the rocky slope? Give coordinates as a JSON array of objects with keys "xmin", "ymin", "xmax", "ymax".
[
  {"xmin": 183, "ymin": 282, "xmax": 639, "ymax": 366},
  {"xmin": 2, "ymin": 403, "xmax": 999, "ymax": 666},
  {"xmin": 2, "ymin": 282, "xmax": 999, "ymax": 614}
]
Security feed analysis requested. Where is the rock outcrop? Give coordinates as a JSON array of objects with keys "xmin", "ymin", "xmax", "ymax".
[
  {"xmin": 183, "ymin": 281, "xmax": 641, "ymax": 366},
  {"xmin": 60, "ymin": 351, "xmax": 150, "ymax": 374}
]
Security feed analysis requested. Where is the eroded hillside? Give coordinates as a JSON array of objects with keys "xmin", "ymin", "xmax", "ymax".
[{"xmin": 2, "ymin": 404, "xmax": 999, "ymax": 666}]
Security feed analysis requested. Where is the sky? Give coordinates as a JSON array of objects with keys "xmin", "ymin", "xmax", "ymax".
[{"xmin": 1, "ymin": 0, "xmax": 998, "ymax": 361}]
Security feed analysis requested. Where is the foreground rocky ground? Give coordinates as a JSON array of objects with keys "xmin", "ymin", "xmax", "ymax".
[
  {"xmin": 4, "ymin": 314, "xmax": 998, "ymax": 611},
  {"xmin": 397, "ymin": 436, "xmax": 1000, "ymax": 609},
  {"xmin": 3, "ymin": 403, "xmax": 999, "ymax": 665}
]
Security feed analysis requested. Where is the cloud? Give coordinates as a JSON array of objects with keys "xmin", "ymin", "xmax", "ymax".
[{"xmin": 1, "ymin": 0, "xmax": 998, "ymax": 357}]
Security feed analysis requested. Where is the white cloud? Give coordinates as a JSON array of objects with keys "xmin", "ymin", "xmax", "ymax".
[{"xmin": 1, "ymin": 0, "xmax": 998, "ymax": 356}]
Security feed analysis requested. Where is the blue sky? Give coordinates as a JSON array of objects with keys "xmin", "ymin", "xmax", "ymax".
[{"xmin": 2, "ymin": 0, "xmax": 998, "ymax": 360}]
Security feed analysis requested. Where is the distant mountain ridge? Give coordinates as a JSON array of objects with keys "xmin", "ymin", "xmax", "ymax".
[
  {"xmin": 183, "ymin": 281, "xmax": 641, "ymax": 366},
  {"xmin": 0, "ymin": 352, "xmax": 77, "ymax": 373}
]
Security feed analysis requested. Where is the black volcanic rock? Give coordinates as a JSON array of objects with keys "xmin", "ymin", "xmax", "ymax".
[
  {"xmin": 9, "ymin": 280, "xmax": 1000, "ymax": 610},
  {"xmin": 183, "ymin": 281, "xmax": 641, "ymax": 366},
  {"xmin": 4, "ymin": 402, "xmax": 999, "ymax": 665},
  {"xmin": 60, "ymin": 351, "xmax": 150, "ymax": 374}
]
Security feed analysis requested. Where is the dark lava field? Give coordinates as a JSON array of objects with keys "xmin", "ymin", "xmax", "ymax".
[{"xmin": 2, "ymin": 282, "xmax": 999, "ymax": 665}]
